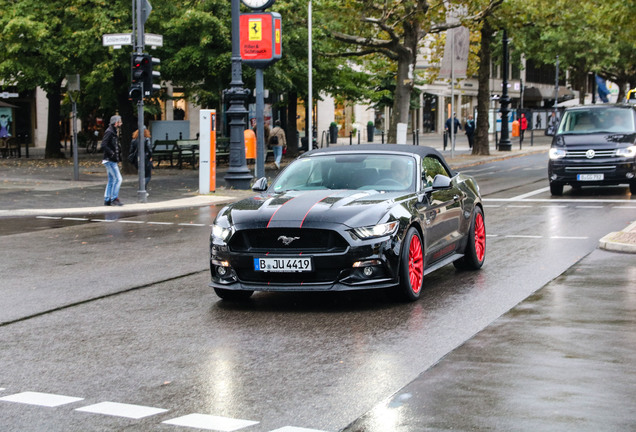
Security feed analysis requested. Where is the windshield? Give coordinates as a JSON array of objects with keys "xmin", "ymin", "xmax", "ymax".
[
  {"xmin": 270, "ymin": 154, "xmax": 416, "ymax": 193},
  {"xmin": 557, "ymin": 108, "xmax": 636, "ymax": 134}
]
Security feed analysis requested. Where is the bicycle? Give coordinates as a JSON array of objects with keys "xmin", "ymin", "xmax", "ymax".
[{"xmin": 86, "ymin": 131, "xmax": 99, "ymax": 154}]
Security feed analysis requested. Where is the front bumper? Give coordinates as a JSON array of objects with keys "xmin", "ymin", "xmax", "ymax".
[
  {"xmin": 209, "ymin": 239, "xmax": 401, "ymax": 292},
  {"xmin": 548, "ymin": 158, "xmax": 636, "ymax": 186}
]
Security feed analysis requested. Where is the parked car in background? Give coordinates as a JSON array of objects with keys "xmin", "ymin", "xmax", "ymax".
[
  {"xmin": 548, "ymin": 104, "xmax": 636, "ymax": 195},
  {"xmin": 209, "ymin": 144, "xmax": 486, "ymax": 302}
]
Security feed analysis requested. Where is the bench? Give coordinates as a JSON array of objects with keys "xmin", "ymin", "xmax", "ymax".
[
  {"xmin": 152, "ymin": 140, "xmax": 179, "ymax": 167},
  {"xmin": 176, "ymin": 139, "xmax": 200, "ymax": 170}
]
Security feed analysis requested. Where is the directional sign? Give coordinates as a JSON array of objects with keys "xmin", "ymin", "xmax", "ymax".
[
  {"xmin": 102, "ymin": 33, "xmax": 163, "ymax": 49},
  {"xmin": 144, "ymin": 33, "xmax": 163, "ymax": 48},
  {"xmin": 102, "ymin": 33, "xmax": 133, "ymax": 47}
]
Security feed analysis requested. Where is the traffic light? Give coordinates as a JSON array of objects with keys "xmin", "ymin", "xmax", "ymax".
[
  {"xmin": 144, "ymin": 55, "xmax": 161, "ymax": 97},
  {"xmin": 131, "ymin": 54, "xmax": 148, "ymax": 86},
  {"xmin": 129, "ymin": 84, "xmax": 142, "ymax": 102}
]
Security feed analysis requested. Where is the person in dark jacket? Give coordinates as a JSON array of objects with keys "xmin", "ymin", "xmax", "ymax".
[
  {"xmin": 130, "ymin": 127, "xmax": 153, "ymax": 189},
  {"xmin": 444, "ymin": 113, "xmax": 462, "ymax": 150},
  {"xmin": 102, "ymin": 115, "xmax": 123, "ymax": 206},
  {"xmin": 465, "ymin": 115, "xmax": 475, "ymax": 149}
]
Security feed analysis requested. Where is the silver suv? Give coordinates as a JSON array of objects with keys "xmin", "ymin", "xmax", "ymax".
[{"xmin": 547, "ymin": 104, "xmax": 636, "ymax": 195}]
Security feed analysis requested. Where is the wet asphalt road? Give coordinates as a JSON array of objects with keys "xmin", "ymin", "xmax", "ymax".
[{"xmin": 1, "ymin": 153, "xmax": 635, "ymax": 431}]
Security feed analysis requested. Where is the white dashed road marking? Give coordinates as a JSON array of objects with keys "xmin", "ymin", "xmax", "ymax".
[
  {"xmin": 269, "ymin": 427, "xmax": 331, "ymax": 432},
  {"xmin": 162, "ymin": 413, "xmax": 259, "ymax": 431},
  {"xmin": 0, "ymin": 391, "xmax": 84, "ymax": 407},
  {"xmin": 76, "ymin": 401, "xmax": 168, "ymax": 419}
]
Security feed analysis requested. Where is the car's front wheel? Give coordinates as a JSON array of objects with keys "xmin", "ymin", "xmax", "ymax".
[
  {"xmin": 454, "ymin": 206, "xmax": 486, "ymax": 270},
  {"xmin": 550, "ymin": 181, "xmax": 564, "ymax": 196},
  {"xmin": 214, "ymin": 288, "xmax": 254, "ymax": 301},
  {"xmin": 396, "ymin": 227, "xmax": 424, "ymax": 302}
]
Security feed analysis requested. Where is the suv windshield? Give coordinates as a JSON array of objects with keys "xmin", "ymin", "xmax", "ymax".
[{"xmin": 557, "ymin": 107, "xmax": 636, "ymax": 134}]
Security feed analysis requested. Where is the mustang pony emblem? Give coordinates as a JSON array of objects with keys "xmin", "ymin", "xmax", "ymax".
[{"xmin": 278, "ymin": 235, "xmax": 300, "ymax": 246}]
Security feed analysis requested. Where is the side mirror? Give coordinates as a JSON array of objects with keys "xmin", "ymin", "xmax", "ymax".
[
  {"xmin": 431, "ymin": 174, "xmax": 452, "ymax": 190},
  {"xmin": 252, "ymin": 177, "xmax": 268, "ymax": 192}
]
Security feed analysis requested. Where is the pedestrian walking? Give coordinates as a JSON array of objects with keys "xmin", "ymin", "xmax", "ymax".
[
  {"xmin": 102, "ymin": 115, "xmax": 123, "ymax": 206},
  {"xmin": 444, "ymin": 113, "xmax": 462, "ymax": 150},
  {"xmin": 129, "ymin": 127, "xmax": 153, "ymax": 189},
  {"xmin": 520, "ymin": 113, "xmax": 528, "ymax": 144},
  {"xmin": 465, "ymin": 115, "xmax": 475, "ymax": 149},
  {"xmin": 268, "ymin": 120, "xmax": 286, "ymax": 169}
]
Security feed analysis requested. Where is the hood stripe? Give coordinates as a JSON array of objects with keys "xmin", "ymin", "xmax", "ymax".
[
  {"xmin": 267, "ymin": 190, "xmax": 335, "ymax": 228},
  {"xmin": 300, "ymin": 195, "xmax": 332, "ymax": 228}
]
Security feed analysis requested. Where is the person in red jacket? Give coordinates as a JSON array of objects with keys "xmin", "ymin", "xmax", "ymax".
[{"xmin": 520, "ymin": 113, "xmax": 528, "ymax": 144}]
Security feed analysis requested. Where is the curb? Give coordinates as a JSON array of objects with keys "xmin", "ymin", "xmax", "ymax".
[
  {"xmin": 599, "ymin": 220, "xmax": 636, "ymax": 254},
  {"xmin": 0, "ymin": 195, "xmax": 240, "ymax": 218}
]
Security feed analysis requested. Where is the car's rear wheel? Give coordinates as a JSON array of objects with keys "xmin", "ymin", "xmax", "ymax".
[
  {"xmin": 454, "ymin": 206, "xmax": 486, "ymax": 270},
  {"xmin": 630, "ymin": 182, "xmax": 636, "ymax": 195},
  {"xmin": 397, "ymin": 227, "xmax": 424, "ymax": 302},
  {"xmin": 214, "ymin": 288, "xmax": 254, "ymax": 301},
  {"xmin": 550, "ymin": 181, "xmax": 564, "ymax": 196}
]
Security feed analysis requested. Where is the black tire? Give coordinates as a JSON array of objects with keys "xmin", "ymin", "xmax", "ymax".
[
  {"xmin": 214, "ymin": 288, "xmax": 254, "ymax": 301},
  {"xmin": 630, "ymin": 182, "xmax": 636, "ymax": 195},
  {"xmin": 454, "ymin": 206, "xmax": 486, "ymax": 270},
  {"xmin": 550, "ymin": 182, "xmax": 563, "ymax": 196},
  {"xmin": 396, "ymin": 227, "xmax": 424, "ymax": 302}
]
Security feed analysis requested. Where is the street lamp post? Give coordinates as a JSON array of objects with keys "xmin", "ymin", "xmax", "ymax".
[
  {"xmin": 224, "ymin": 0, "xmax": 253, "ymax": 190},
  {"xmin": 498, "ymin": 29, "xmax": 511, "ymax": 151}
]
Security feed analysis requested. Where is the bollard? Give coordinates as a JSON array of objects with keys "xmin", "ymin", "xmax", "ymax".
[
  {"xmin": 349, "ymin": 131, "xmax": 353, "ymax": 145},
  {"xmin": 381, "ymin": 131, "xmax": 385, "ymax": 144}
]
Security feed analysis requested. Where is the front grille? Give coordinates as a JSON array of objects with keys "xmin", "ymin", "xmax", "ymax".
[
  {"xmin": 565, "ymin": 165, "xmax": 616, "ymax": 171},
  {"xmin": 565, "ymin": 149, "xmax": 616, "ymax": 158},
  {"xmin": 228, "ymin": 228, "xmax": 349, "ymax": 253}
]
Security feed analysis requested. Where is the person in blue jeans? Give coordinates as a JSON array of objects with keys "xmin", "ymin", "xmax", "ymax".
[
  {"xmin": 102, "ymin": 115, "xmax": 123, "ymax": 206},
  {"xmin": 268, "ymin": 120, "xmax": 286, "ymax": 169}
]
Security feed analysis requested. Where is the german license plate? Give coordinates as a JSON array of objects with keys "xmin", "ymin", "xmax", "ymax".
[
  {"xmin": 577, "ymin": 173, "xmax": 604, "ymax": 181},
  {"xmin": 254, "ymin": 257, "xmax": 313, "ymax": 272}
]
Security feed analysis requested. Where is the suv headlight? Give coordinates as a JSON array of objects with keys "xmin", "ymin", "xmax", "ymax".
[
  {"xmin": 352, "ymin": 221, "xmax": 399, "ymax": 239},
  {"xmin": 616, "ymin": 146, "xmax": 636, "ymax": 158},
  {"xmin": 212, "ymin": 224, "xmax": 233, "ymax": 242},
  {"xmin": 549, "ymin": 148, "xmax": 566, "ymax": 160}
]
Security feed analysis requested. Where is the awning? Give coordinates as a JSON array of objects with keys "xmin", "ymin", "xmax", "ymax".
[{"xmin": 0, "ymin": 100, "xmax": 18, "ymax": 108}]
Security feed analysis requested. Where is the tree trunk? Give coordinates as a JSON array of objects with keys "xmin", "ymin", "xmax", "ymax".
[
  {"xmin": 388, "ymin": 47, "xmax": 416, "ymax": 144},
  {"xmin": 286, "ymin": 90, "xmax": 298, "ymax": 157},
  {"xmin": 45, "ymin": 79, "xmax": 65, "ymax": 159},
  {"xmin": 474, "ymin": 20, "xmax": 493, "ymax": 156}
]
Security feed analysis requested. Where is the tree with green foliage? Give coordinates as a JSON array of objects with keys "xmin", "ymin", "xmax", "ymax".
[{"xmin": 317, "ymin": 0, "xmax": 502, "ymax": 143}]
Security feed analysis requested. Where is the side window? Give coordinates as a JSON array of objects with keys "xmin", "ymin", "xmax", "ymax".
[{"xmin": 421, "ymin": 156, "xmax": 450, "ymax": 188}]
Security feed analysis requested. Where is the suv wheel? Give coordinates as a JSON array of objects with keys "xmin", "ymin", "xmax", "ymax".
[
  {"xmin": 630, "ymin": 182, "xmax": 636, "ymax": 195},
  {"xmin": 550, "ymin": 182, "xmax": 564, "ymax": 196}
]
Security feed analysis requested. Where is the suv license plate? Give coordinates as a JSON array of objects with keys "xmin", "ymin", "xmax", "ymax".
[
  {"xmin": 577, "ymin": 173, "xmax": 604, "ymax": 181},
  {"xmin": 254, "ymin": 257, "xmax": 313, "ymax": 272}
]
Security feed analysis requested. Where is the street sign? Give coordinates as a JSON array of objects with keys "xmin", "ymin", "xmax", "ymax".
[
  {"xmin": 102, "ymin": 33, "xmax": 162, "ymax": 49},
  {"xmin": 239, "ymin": 12, "xmax": 282, "ymax": 67},
  {"xmin": 145, "ymin": 33, "xmax": 163, "ymax": 48},
  {"xmin": 102, "ymin": 33, "xmax": 133, "ymax": 47}
]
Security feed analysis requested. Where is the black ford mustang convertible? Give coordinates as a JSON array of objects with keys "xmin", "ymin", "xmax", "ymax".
[{"xmin": 210, "ymin": 144, "xmax": 485, "ymax": 302}]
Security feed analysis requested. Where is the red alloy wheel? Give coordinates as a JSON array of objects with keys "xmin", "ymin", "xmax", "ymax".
[
  {"xmin": 474, "ymin": 212, "xmax": 485, "ymax": 262},
  {"xmin": 408, "ymin": 234, "xmax": 424, "ymax": 293}
]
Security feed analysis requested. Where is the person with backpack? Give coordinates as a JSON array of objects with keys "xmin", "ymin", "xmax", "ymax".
[
  {"xmin": 129, "ymin": 127, "xmax": 153, "ymax": 189},
  {"xmin": 268, "ymin": 120, "xmax": 286, "ymax": 169},
  {"xmin": 102, "ymin": 115, "xmax": 123, "ymax": 206}
]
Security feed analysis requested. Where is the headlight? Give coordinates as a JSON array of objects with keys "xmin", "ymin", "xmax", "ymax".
[
  {"xmin": 616, "ymin": 146, "xmax": 636, "ymax": 158},
  {"xmin": 352, "ymin": 221, "xmax": 399, "ymax": 239},
  {"xmin": 212, "ymin": 224, "xmax": 233, "ymax": 242},
  {"xmin": 549, "ymin": 148, "xmax": 566, "ymax": 160}
]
